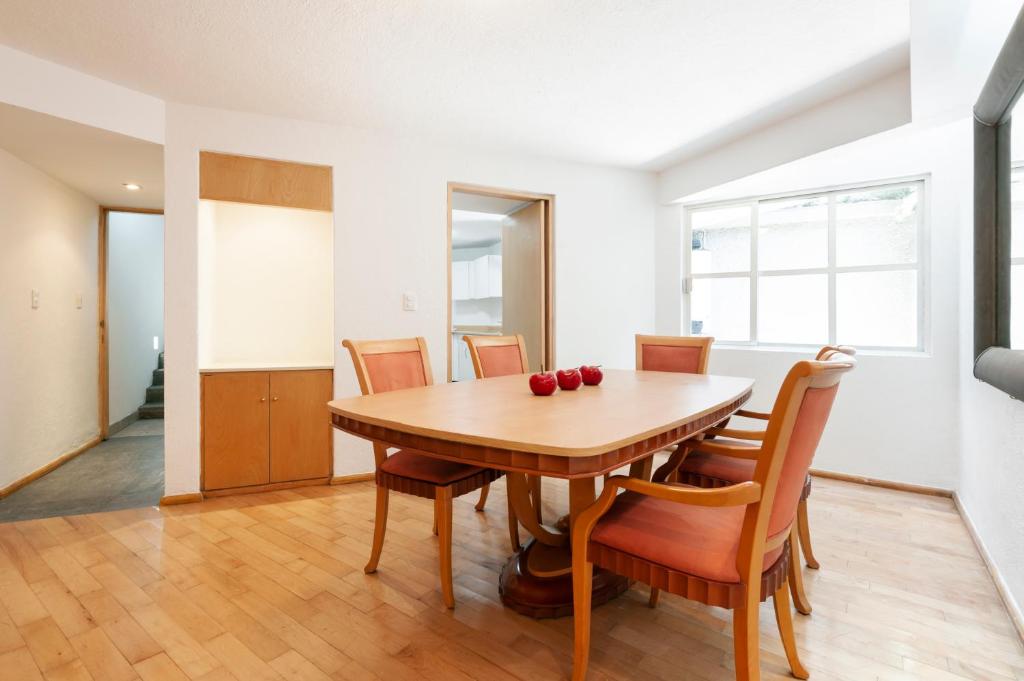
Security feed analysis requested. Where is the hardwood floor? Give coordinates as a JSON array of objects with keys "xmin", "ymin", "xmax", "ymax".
[{"xmin": 0, "ymin": 476, "xmax": 1020, "ymax": 680}]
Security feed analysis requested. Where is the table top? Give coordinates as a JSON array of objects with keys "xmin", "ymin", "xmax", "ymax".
[{"xmin": 328, "ymin": 369, "xmax": 754, "ymax": 459}]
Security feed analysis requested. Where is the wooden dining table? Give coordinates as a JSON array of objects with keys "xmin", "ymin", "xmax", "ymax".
[{"xmin": 328, "ymin": 368, "xmax": 753, "ymax": 618}]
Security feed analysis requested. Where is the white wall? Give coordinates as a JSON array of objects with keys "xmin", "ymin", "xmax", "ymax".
[
  {"xmin": 0, "ymin": 147, "xmax": 99, "ymax": 488},
  {"xmin": 0, "ymin": 45, "xmax": 164, "ymax": 144},
  {"xmin": 658, "ymin": 68, "xmax": 911, "ymax": 203},
  {"xmin": 198, "ymin": 200, "xmax": 333, "ymax": 368},
  {"xmin": 656, "ymin": 121, "xmax": 966, "ymax": 489},
  {"xmin": 164, "ymin": 103, "xmax": 657, "ymax": 493},
  {"xmin": 107, "ymin": 211, "xmax": 164, "ymax": 424}
]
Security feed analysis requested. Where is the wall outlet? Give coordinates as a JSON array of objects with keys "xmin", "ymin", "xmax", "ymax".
[
  {"xmin": 402, "ymin": 292, "xmax": 418, "ymax": 312},
  {"xmin": 31, "ymin": 289, "xmax": 39, "ymax": 309}
]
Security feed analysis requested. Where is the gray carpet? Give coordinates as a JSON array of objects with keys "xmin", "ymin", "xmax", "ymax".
[{"xmin": 0, "ymin": 420, "xmax": 164, "ymax": 522}]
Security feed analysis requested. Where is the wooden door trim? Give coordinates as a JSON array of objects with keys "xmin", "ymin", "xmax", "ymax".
[
  {"xmin": 98, "ymin": 206, "xmax": 165, "ymax": 439},
  {"xmin": 446, "ymin": 182, "xmax": 555, "ymax": 381}
]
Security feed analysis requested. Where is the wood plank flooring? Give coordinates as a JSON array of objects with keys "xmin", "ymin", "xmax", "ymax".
[{"xmin": 0, "ymin": 476, "xmax": 1021, "ymax": 680}]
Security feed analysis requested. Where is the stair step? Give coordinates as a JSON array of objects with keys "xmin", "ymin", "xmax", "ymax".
[
  {"xmin": 139, "ymin": 402, "xmax": 164, "ymax": 419},
  {"xmin": 146, "ymin": 385, "xmax": 164, "ymax": 403},
  {"xmin": 152, "ymin": 368, "xmax": 164, "ymax": 385}
]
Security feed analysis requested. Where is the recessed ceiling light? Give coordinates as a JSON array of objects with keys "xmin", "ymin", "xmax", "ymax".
[{"xmin": 123, "ymin": 183, "xmax": 142, "ymax": 191}]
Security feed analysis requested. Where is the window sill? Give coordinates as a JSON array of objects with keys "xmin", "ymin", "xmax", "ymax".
[{"xmin": 711, "ymin": 343, "xmax": 930, "ymax": 359}]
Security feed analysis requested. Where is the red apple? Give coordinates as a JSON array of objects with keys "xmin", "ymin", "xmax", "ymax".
[
  {"xmin": 529, "ymin": 372, "xmax": 558, "ymax": 396},
  {"xmin": 580, "ymin": 365, "xmax": 603, "ymax": 386},
  {"xmin": 556, "ymin": 368, "xmax": 583, "ymax": 391}
]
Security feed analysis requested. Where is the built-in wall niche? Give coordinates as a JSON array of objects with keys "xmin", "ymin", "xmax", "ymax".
[{"xmin": 197, "ymin": 152, "xmax": 334, "ymax": 368}]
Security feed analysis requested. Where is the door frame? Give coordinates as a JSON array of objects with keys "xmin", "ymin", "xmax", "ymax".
[
  {"xmin": 445, "ymin": 182, "xmax": 555, "ymax": 381},
  {"xmin": 98, "ymin": 206, "xmax": 165, "ymax": 439}
]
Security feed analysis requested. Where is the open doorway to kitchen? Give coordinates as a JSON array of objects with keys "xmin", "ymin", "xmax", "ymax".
[{"xmin": 446, "ymin": 183, "xmax": 554, "ymax": 381}]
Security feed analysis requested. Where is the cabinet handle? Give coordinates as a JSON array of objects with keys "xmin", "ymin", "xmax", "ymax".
[
  {"xmin": 272, "ymin": 397, "xmax": 279, "ymax": 401},
  {"xmin": 260, "ymin": 397, "xmax": 266, "ymax": 402}
]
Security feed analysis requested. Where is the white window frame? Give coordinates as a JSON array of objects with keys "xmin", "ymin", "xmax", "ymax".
[{"xmin": 682, "ymin": 175, "xmax": 930, "ymax": 353}]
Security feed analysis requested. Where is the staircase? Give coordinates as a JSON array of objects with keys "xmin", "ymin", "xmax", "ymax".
[{"xmin": 139, "ymin": 352, "xmax": 164, "ymax": 419}]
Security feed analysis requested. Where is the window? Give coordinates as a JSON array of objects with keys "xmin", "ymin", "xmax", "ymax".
[{"xmin": 684, "ymin": 179, "xmax": 926, "ymax": 351}]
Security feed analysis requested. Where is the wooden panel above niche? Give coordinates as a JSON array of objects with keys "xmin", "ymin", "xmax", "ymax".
[{"xmin": 199, "ymin": 151, "xmax": 333, "ymax": 211}]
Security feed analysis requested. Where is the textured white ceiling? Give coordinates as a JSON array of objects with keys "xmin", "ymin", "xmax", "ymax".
[
  {"xmin": 0, "ymin": 103, "xmax": 163, "ymax": 209},
  {"xmin": 0, "ymin": 1, "xmax": 909, "ymax": 169}
]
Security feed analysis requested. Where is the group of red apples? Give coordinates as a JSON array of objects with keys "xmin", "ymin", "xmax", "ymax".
[{"xmin": 529, "ymin": 365, "xmax": 603, "ymax": 396}]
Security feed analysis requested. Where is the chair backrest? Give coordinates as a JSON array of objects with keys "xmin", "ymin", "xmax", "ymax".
[
  {"xmin": 463, "ymin": 334, "xmax": 530, "ymax": 378},
  {"xmin": 342, "ymin": 337, "xmax": 433, "ymax": 396},
  {"xmin": 743, "ymin": 352, "xmax": 856, "ymax": 560},
  {"xmin": 815, "ymin": 345, "xmax": 857, "ymax": 360},
  {"xmin": 635, "ymin": 334, "xmax": 714, "ymax": 374}
]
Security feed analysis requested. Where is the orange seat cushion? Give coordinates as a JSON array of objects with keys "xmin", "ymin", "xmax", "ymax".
[
  {"xmin": 590, "ymin": 490, "xmax": 783, "ymax": 584},
  {"xmin": 681, "ymin": 438, "xmax": 758, "ymax": 484},
  {"xmin": 380, "ymin": 449, "xmax": 486, "ymax": 485}
]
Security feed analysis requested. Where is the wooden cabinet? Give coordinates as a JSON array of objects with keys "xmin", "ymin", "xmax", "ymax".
[{"xmin": 202, "ymin": 369, "xmax": 333, "ymax": 492}]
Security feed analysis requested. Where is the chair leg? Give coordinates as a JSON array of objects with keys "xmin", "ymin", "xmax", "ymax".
[
  {"xmin": 788, "ymin": 532, "xmax": 812, "ymax": 616},
  {"xmin": 571, "ymin": 560, "xmax": 594, "ymax": 681},
  {"xmin": 648, "ymin": 587, "xmax": 660, "ymax": 608},
  {"xmin": 435, "ymin": 486, "xmax": 455, "ymax": 608},
  {"xmin": 474, "ymin": 483, "xmax": 490, "ymax": 512},
  {"xmin": 797, "ymin": 499, "xmax": 819, "ymax": 569},
  {"xmin": 364, "ymin": 486, "xmax": 389, "ymax": 574},
  {"xmin": 507, "ymin": 488, "xmax": 521, "ymax": 551},
  {"xmin": 773, "ymin": 581, "xmax": 809, "ymax": 679},
  {"xmin": 732, "ymin": 600, "xmax": 761, "ymax": 681}
]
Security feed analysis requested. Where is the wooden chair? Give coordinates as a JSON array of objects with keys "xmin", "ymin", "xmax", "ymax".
[
  {"xmin": 628, "ymin": 334, "xmax": 715, "ymax": 480},
  {"xmin": 658, "ymin": 345, "xmax": 857, "ymax": 614},
  {"xmin": 462, "ymin": 333, "xmax": 542, "ymax": 550},
  {"xmin": 342, "ymin": 337, "xmax": 509, "ymax": 608},
  {"xmin": 572, "ymin": 352, "xmax": 856, "ymax": 681}
]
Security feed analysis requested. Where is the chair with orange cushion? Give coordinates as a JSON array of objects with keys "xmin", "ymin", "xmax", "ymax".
[
  {"xmin": 655, "ymin": 345, "xmax": 857, "ymax": 615},
  {"xmin": 628, "ymin": 334, "xmax": 715, "ymax": 480},
  {"xmin": 342, "ymin": 337, "xmax": 511, "ymax": 608},
  {"xmin": 463, "ymin": 333, "xmax": 542, "ymax": 550},
  {"xmin": 571, "ymin": 352, "xmax": 855, "ymax": 681}
]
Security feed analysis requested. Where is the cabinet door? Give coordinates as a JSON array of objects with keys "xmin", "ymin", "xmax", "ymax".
[
  {"xmin": 203, "ymin": 372, "xmax": 270, "ymax": 490},
  {"xmin": 472, "ymin": 256, "xmax": 489, "ymax": 298},
  {"xmin": 269, "ymin": 370, "xmax": 333, "ymax": 482},
  {"xmin": 452, "ymin": 261, "xmax": 470, "ymax": 300},
  {"xmin": 489, "ymin": 254, "xmax": 502, "ymax": 298}
]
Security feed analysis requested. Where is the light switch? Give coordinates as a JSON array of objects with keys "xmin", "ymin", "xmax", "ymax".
[
  {"xmin": 31, "ymin": 289, "xmax": 39, "ymax": 309},
  {"xmin": 402, "ymin": 292, "xmax": 418, "ymax": 311}
]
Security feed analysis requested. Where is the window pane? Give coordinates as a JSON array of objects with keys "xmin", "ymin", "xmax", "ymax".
[
  {"xmin": 757, "ymin": 274, "xmax": 828, "ymax": 344},
  {"xmin": 691, "ymin": 206, "xmax": 751, "ymax": 274},
  {"xmin": 836, "ymin": 270, "xmax": 917, "ymax": 348},
  {"xmin": 758, "ymin": 196, "xmax": 827, "ymax": 271},
  {"xmin": 1012, "ymin": 168, "xmax": 1024, "ymax": 259},
  {"xmin": 689, "ymin": 277, "xmax": 750, "ymax": 342},
  {"xmin": 836, "ymin": 185, "xmax": 919, "ymax": 266},
  {"xmin": 1013, "ymin": 264, "xmax": 1024, "ymax": 349}
]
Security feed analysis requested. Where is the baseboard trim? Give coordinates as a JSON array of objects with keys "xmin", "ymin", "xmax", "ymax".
[
  {"xmin": 0, "ymin": 436, "xmax": 102, "ymax": 499},
  {"xmin": 809, "ymin": 468, "xmax": 953, "ymax": 498},
  {"xmin": 330, "ymin": 472, "xmax": 374, "ymax": 485},
  {"xmin": 159, "ymin": 492, "xmax": 204, "ymax": 506},
  {"xmin": 202, "ymin": 477, "xmax": 330, "ymax": 498},
  {"xmin": 108, "ymin": 411, "xmax": 139, "ymax": 437},
  {"xmin": 954, "ymin": 493, "xmax": 1024, "ymax": 645}
]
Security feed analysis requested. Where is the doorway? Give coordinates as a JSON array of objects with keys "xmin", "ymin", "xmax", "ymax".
[{"xmin": 446, "ymin": 183, "xmax": 554, "ymax": 381}]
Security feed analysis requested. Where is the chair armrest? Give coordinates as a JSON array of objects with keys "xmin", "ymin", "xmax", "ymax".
[
  {"xmin": 735, "ymin": 409, "xmax": 770, "ymax": 420},
  {"xmin": 607, "ymin": 475, "xmax": 762, "ymax": 507},
  {"xmin": 692, "ymin": 440, "xmax": 761, "ymax": 460},
  {"xmin": 707, "ymin": 427, "xmax": 766, "ymax": 441}
]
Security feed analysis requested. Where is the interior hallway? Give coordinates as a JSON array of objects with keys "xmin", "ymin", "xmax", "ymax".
[{"xmin": 0, "ymin": 420, "xmax": 163, "ymax": 523}]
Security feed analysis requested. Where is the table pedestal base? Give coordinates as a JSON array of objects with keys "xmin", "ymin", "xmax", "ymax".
[{"xmin": 498, "ymin": 539, "xmax": 629, "ymax": 619}]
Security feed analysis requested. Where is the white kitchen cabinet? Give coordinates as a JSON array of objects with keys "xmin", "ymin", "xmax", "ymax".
[
  {"xmin": 467, "ymin": 254, "xmax": 502, "ymax": 299},
  {"xmin": 452, "ymin": 261, "xmax": 471, "ymax": 301}
]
